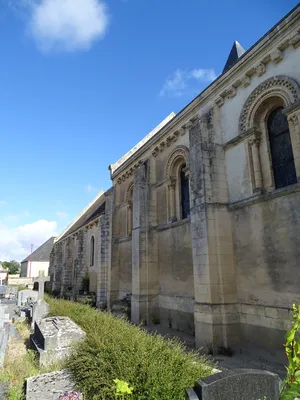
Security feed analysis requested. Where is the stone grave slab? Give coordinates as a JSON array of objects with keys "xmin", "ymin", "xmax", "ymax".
[
  {"xmin": 185, "ymin": 369, "xmax": 281, "ymax": 400},
  {"xmin": 18, "ymin": 290, "xmax": 38, "ymax": 308},
  {"xmin": 26, "ymin": 370, "xmax": 76, "ymax": 400},
  {"xmin": 30, "ymin": 316, "xmax": 86, "ymax": 366}
]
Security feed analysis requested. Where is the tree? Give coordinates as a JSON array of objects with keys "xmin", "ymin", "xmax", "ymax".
[{"xmin": 1, "ymin": 260, "xmax": 20, "ymax": 275}]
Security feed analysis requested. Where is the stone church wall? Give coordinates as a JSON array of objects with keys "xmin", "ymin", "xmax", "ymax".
[
  {"xmin": 117, "ymin": 239, "xmax": 132, "ymax": 299},
  {"xmin": 231, "ymin": 190, "xmax": 300, "ymax": 352},
  {"xmin": 157, "ymin": 221, "xmax": 194, "ymax": 334}
]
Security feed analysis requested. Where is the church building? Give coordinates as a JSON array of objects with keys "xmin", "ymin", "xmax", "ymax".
[{"xmin": 49, "ymin": 5, "xmax": 300, "ymax": 355}]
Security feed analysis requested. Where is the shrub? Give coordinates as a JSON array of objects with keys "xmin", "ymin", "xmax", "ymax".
[
  {"xmin": 46, "ymin": 296, "xmax": 213, "ymax": 400},
  {"xmin": 280, "ymin": 304, "xmax": 300, "ymax": 400}
]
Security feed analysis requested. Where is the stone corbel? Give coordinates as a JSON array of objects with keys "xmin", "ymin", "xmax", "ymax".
[
  {"xmin": 271, "ymin": 49, "xmax": 283, "ymax": 64},
  {"xmin": 248, "ymin": 130, "xmax": 263, "ymax": 192},
  {"xmin": 215, "ymin": 96, "xmax": 224, "ymax": 107},
  {"xmin": 289, "ymin": 32, "xmax": 300, "ymax": 48},
  {"xmin": 241, "ymin": 75, "xmax": 251, "ymax": 88},
  {"xmin": 255, "ymin": 62, "xmax": 266, "ymax": 77},
  {"xmin": 152, "ymin": 146, "xmax": 159, "ymax": 157}
]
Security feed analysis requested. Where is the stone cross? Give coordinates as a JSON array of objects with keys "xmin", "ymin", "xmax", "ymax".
[{"xmin": 33, "ymin": 270, "xmax": 50, "ymax": 301}]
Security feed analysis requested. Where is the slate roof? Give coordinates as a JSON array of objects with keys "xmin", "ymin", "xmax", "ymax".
[
  {"xmin": 21, "ymin": 237, "xmax": 55, "ymax": 263},
  {"xmin": 222, "ymin": 41, "xmax": 246, "ymax": 73}
]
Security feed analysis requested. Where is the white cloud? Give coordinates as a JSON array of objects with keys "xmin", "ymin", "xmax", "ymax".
[
  {"xmin": 86, "ymin": 184, "xmax": 98, "ymax": 193},
  {"xmin": 8, "ymin": 0, "xmax": 109, "ymax": 52},
  {"xmin": 56, "ymin": 211, "xmax": 69, "ymax": 220},
  {"xmin": 0, "ymin": 219, "xmax": 57, "ymax": 262},
  {"xmin": 3, "ymin": 215, "xmax": 19, "ymax": 223},
  {"xmin": 160, "ymin": 68, "xmax": 217, "ymax": 97}
]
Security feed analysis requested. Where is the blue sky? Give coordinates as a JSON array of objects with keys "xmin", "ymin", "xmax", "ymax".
[{"xmin": 0, "ymin": 0, "xmax": 298, "ymax": 261}]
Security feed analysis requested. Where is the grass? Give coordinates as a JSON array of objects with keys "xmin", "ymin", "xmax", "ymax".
[
  {"xmin": 0, "ymin": 321, "xmax": 62, "ymax": 400},
  {"xmin": 46, "ymin": 295, "xmax": 214, "ymax": 400}
]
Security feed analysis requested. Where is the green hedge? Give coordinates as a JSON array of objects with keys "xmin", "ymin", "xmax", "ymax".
[{"xmin": 46, "ymin": 296, "xmax": 213, "ymax": 400}]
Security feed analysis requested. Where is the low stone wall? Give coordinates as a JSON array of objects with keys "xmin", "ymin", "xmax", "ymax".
[
  {"xmin": 26, "ymin": 370, "xmax": 75, "ymax": 400},
  {"xmin": 8, "ymin": 277, "xmax": 33, "ymax": 286}
]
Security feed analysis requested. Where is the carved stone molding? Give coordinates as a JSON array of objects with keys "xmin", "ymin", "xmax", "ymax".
[
  {"xmin": 256, "ymin": 62, "xmax": 266, "ymax": 77},
  {"xmin": 215, "ymin": 31, "xmax": 300, "ymax": 107},
  {"xmin": 165, "ymin": 146, "xmax": 190, "ymax": 179},
  {"xmin": 242, "ymin": 75, "xmax": 251, "ymax": 88},
  {"xmin": 151, "ymin": 117, "xmax": 196, "ymax": 158},
  {"xmin": 248, "ymin": 131, "xmax": 262, "ymax": 147},
  {"xmin": 117, "ymin": 160, "xmax": 143, "ymax": 184},
  {"xmin": 290, "ymin": 32, "xmax": 300, "ymax": 48},
  {"xmin": 239, "ymin": 76, "xmax": 300, "ymax": 133},
  {"xmin": 125, "ymin": 181, "xmax": 134, "ymax": 202},
  {"xmin": 271, "ymin": 49, "xmax": 283, "ymax": 64},
  {"xmin": 288, "ymin": 113, "xmax": 299, "ymax": 127}
]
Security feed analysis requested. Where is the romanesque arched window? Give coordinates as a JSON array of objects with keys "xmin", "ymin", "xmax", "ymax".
[
  {"xmin": 90, "ymin": 236, "xmax": 95, "ymax": 266},
  {"xmin": 180, "ymin": 164, "xmax": 190, "ymax": 219},
  {"xmin": 267, "ymin": 107, "xmax": 297, "ymax": 189},
  {"xmin": 239, "ymin": 76, "xmax": 300, "ymax": 192},
  {"xmin": 165, "ymin": 146, "xmax": 190, "ymax": 222}
]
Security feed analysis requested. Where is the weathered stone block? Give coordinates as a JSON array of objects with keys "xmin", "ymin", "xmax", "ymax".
[
  {"xmin": 26, "ymin": 370, "xmax": 75, "ymax": 400},
  {"xmin": 185, "ymin": 369, "xmax": 280, "ymax": 399}
]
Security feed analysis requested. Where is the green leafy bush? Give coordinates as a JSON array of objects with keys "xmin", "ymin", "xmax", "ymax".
[
  {"xmin": 280, "ymin": 304, "xmax": 300, "ymax": 400},
  {"xmin": 46, "ymin": 296, "xmax": 213, "ymax": 400}
]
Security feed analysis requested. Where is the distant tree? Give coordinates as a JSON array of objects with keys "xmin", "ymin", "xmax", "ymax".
[{"xmin": 1, "ymin": 260, "xmax": 20, "ymax": 275}]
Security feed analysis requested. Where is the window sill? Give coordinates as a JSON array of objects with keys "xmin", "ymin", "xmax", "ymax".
[
  {"xmin": 114, "ymin": 235, "xmax": 132, "ymax": 243},
  {"xmin": 229, "ymin": 182, "xmax": 300, "ymax": 210},
  {"xmin": 156, "ymin": 217, "xmax": 190, "ymax": 232}
]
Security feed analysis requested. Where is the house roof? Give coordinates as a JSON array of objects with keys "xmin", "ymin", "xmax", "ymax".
[
  {"xmin": 54, "ymin": 190, "xmax": 107, "ymax": 243},
  {"xmin": 222, "ymin": 41, "xmax": 246, "ymax": 73},
  {"xmin": 21, "ymin": 237, "xmax": 55, "ymax": 263}
]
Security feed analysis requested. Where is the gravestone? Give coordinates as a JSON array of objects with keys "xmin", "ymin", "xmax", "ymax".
[
  {"xmin": 32, "ymin": 271, "xmax": 50, "ymax": 325},
  {"xmin": 26, "ymin": 370, "xmax": 76, "ymax": 400},
  {"xmin": 30, "ymin": 316, "xmax": 86, "ymax": 366},
  {"xmin": 18, "ymin": 290, "xmax": 38, "ymax": 308},
  {"xmin": 185, "ymin": 369, "xmax": 281, "ymax": 400}
]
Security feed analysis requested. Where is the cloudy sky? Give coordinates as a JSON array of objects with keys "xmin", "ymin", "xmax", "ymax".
[{"xmin": 0, "ymin": 0, "xmax": 297, "ymax": 261}]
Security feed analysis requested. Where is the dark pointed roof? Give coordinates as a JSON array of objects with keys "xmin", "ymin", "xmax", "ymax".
[
  {"xmin": 223, "ymin": 41, "xmax": 246, "ymax": 73},
  {"xmin": 21, "ymin": 237, "xmax": 55, "ymax": 263}
]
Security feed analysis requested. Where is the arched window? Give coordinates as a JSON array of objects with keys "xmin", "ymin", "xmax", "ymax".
[
  {"xmin": 165, "ymin": 147, "xmax": 190, "ymax": 222},
  {"xmin": 90, "ymin": 236, "xmax": 95, "ymax": 266},
  {"xmin": 267, "ymin": 107, "xmax": 297, "ymax": 189},
  {"xmin": 180, "ymin": 164, "xmax": 190, "ymax": 219}
]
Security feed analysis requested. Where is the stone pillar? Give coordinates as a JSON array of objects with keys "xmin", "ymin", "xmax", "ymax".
[
  {"xmin": 131, "ymin": 163, "xmax": 148, "ymax": 324},
  {"xmin": 286, "ymin": 105, "xmax": 300, "ymax": 181},
  {"xmin": 131, "ymin": 160, "xmax": 159, "ymax": 325},
  {"xmin": 189, "ymin": 110, "xmax": 239, "ymax": 352},
  {"xmin": 127, "ymin": 202, "xmax": 133, "ymax": 235},
  {"xmin": 249, "ymin": 131, "xmax": 263, "ymax": 191},
  {"xmin": 167, "ymin": 179, "xmax": 176, "ymax": 222},
  {"xmin": 107, "ymin": 187, "xmax": 118, "ymax": 309},
  {"xmin": 97, "ymin": 190, "xmax": 113, "ymax": 309}
]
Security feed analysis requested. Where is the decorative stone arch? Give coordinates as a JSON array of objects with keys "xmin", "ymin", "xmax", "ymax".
[
  {"xmin": 239, "ymin": 76, "xmax": 300, "ymax": 192},
  {"xmin": 239, "ymin": 75, "xmax": 300, "ymax": 133},
  {"xmin": 165, "ymin": 146, "xmax": 190, "ymax": 179},
  {"xmin": 125, "ymin": 181, "xmax": 134, "ymax": 235},
  {"xmin": 125, "ymin": 181, "xmax": 134, "ymax": 203},
  {"xmin": 165, "ymin": 146, "xmax": 190, "ymax": 221}
]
